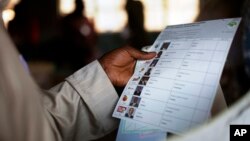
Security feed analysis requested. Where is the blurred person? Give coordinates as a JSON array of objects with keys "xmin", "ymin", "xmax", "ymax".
[
  {"xmin": 8, "ymin": 0, "xmax": 99, "ymax": 88},
  {"xmin": 8, "ymin": 0, "xmax": 60, "ymax": 60},
  {"xmin": 7, "ymin": 0, "xmax": 63, "ymax": 88},
  {"xmin": 122, "ymin": 0, "xmax": 150, "ymax": 50},
  {"xmin": 61, "ymin": 0, "xmax": 98, "ymax": 71}
]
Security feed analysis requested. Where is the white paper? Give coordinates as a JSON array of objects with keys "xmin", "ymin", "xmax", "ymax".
[
  {"xmin": 113, "ymin": 18, "xmax": 241, "ymax": 134},
  {"xmin": 116, "ymin": 52, "xmax": 168, "ymax": 141}
]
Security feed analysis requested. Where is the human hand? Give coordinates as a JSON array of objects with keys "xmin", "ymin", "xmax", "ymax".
[{"xmin": 99, "ymin": 46, "xmax": 156, "ymax": 87}]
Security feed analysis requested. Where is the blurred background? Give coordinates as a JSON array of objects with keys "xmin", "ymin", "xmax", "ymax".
[{"xmin": 2, "ymin": 0, "xmax": 250, "ymax": 107}]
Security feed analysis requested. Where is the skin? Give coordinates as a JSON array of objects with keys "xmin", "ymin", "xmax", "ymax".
[{"xmin": 99, "ymin": 46, "xmax": 156, "ymax": 87}]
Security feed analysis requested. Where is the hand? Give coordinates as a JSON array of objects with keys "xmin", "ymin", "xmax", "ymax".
[{"xmin": 99, "ymin": 46, "xmax": 156, "ymax": 87}]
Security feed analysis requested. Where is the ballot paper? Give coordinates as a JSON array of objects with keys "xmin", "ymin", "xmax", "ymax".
[
  {"xmin": 116, "ymin": 55, "xmax": 167, "ymax": 141},
  {"xmin": 116, "ymin": 120, "xmax": 167, "ymax": 141},
  {"xmin": 113, "ymin": 18, "xmax": 241, "ymax": 134}
]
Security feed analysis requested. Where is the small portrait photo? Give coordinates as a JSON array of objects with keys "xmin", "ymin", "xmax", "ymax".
[
  {"xmin": 156, "ymin": 51, "xmax": 163, "ymax": 58},
  {"xmin": 161, "ymin": 42, "xmax": 170, "ymax": 50},
  {"xmin": 139, "ymin": 76, "xmax": 150, "ymax": 85},
  {"xmin": 125, "ymin": 107, "xmax": 136, "ymax": 119},
  {"xmin": 149, "ymin": 59, "xmax": 159, "ymax": 67},
  {"xmin": 133, "ymin": 86, "xmax": 143, "ymax": 96},
  {"xmin": 129, "ymin": 96, "xmax": 141, "ymax": 107},
  {"xmin": 117, "ymin": 106, "xmax": 127, "ymax": 113},
  {"xmin": 144, "ymin": 68, "xmax": 152, "ymax": 76}
]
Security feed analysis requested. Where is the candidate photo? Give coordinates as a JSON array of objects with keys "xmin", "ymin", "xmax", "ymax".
[
  {"xmin": 149, "ymin": 59, "xmax": 159, "ymax": 67},
  {"xmin": 139, "ymin": 76, "xmax": 150, "ymax": 85},
  {"xmin": 144, "ymin": 68, "xmax": 152, "ymax": 76},
  {"xmin": 161, "ymin": 42, "xmax": 171, "ymax": 50},
  {"xmin": 125, "ymin": 107, "xmax": 136, "ymax": 119},
  {"xmin": 156, "ymin": 51, "xmax": 163, "ymax": 58},
  {"xmin": 133, "ymin": 86, "xmax": 143, "ymax": 96},
  {"xmin": 129, "ymin": 96, "xmax": 141, "ymax": 107}
]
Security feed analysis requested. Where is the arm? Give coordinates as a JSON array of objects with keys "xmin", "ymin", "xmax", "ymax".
[
  {"xmin": 44, "ymin": 61, "xmax": 119, "ymax": 140},
  {"xmin": 44, "ymin": 46, "xmax": 156, "ymax": 141},
  {"xmin": 0, "ymin": 21, "xmax": 57, "ymax": 141}
]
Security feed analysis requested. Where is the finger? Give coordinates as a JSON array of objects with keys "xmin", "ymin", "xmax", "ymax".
[{"xmin": 126, "ymin": 47, "xmax": 156, "ymax": 60}]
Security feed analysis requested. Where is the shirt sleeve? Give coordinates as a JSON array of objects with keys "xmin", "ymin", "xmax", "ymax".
[{"xmin": 43, "ymin": 60, "xmax": 119, "ymax": 141}]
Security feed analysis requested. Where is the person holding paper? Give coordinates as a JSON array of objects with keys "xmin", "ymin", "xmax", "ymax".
[
  {"xmin": 1, "ymin": 1, "xmax": 242, "ymax": 141},
  {"xmin": 0, "ymin": 1, "xmax": 156, "ymax": 141}
]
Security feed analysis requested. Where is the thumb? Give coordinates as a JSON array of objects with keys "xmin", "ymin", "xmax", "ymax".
[{"xmin": 127, "ymin": 47, "xmax": 156, "ymax": 60}]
